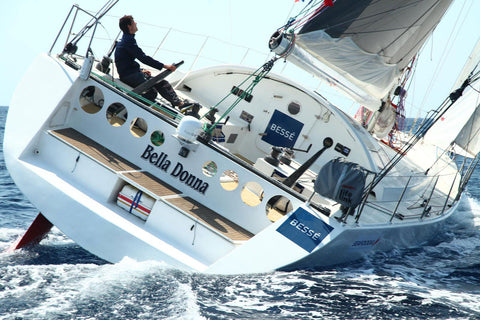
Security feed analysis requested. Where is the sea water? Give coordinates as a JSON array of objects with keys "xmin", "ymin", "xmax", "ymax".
[{"xmin": 0, "ymin": 106, "xmax": 479, "ymax": 319}]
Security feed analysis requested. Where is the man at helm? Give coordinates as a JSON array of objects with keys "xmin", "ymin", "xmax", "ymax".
[{"xmin": 115, "ymin": 15, "xmax": 184, "ymax": 107}]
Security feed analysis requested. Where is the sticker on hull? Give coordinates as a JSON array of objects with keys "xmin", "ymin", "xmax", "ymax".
[
  {"xmin": 349, "ymin": 237, "xmax": 381, "ymax": 251},
  {"xmin": 276, "ymin": 207, "xmax": 333, "ymax": 252}
]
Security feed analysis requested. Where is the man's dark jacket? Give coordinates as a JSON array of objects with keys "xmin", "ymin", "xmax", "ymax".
[{"xmin": 114, "ymin": 33, "xmax": 164, "ymax": 79}]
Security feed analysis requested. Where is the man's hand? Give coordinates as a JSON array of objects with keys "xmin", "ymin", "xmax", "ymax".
[
  {"xmin": 141, "ymin": 70, "xmax": 152, "ymax": 76},
  {"xmin": 164, "ymin": 64, "xmax": 177, "ymax": 72}
]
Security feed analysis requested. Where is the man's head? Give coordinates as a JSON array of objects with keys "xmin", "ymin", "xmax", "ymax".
[{"xmin": 119, "ymin": 15, "xmax": 138, "ymax": 34}]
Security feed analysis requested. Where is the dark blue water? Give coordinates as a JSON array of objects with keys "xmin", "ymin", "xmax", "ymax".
[{"xmin": 0, "ymin": 106, "xmax": 479, "ymax": 319}]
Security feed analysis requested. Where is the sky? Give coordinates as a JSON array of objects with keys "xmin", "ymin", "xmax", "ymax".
[{"xmin": 1, "ymin": 0, "xmax": 479, "ymax": 118}]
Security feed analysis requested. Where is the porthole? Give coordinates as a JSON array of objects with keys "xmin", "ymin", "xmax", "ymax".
[
  {"xmin": 266, "ymin": 195, "xmax": 293, "ymax": 222},
  {"xmin": 150, "ymin": 130, "xmax": 165, "ymax": 146},
  {"xmin": 240, "ymin": 181, "xmax": 263, "ymax": 207},
  {"xmin": 130, "ymin": 117, "xmax": 147, "ymax": 137},
  {"xmin": 288, "ymin": 101, "xmax": 301, "ymax": 115},
  {"xmin": 220, "ymin": 170, "xmax": 239, "ymax": 191},
  {"xmin": 106, "ymin": 103, "xmax": 128, "ymax": 127},
  {"xmin": 202, "ymin": 161, "xmax": 217, "ymax": 177},
  {"xmin": 79, "ymin": 86, "xmax": 104, "ymax": 114}
]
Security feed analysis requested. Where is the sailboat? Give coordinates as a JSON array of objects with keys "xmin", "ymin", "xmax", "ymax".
[{"xmin": 4, "ymin": 0, "xmax": 480, "ymax": 274}]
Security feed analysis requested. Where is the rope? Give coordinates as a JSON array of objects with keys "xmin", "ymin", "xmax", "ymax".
[
  {"xmin": 414, "ymin": 0, "xmax": 471, "ymax": 123},
  {"xmin": 202, "ymin": 1, "xmax": 338, "ymax": 135},
  {"xmin": 202, "ymin": 57, "xmax": 278, "ymax": 134},
  {"xmin": 279, "ymin": 0, "xmax": 332, "ymax": 33}
]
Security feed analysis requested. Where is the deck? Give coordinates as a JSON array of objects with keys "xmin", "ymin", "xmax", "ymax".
[{"xmin": 48, "ymin": 128, "xmax": 254, "ymax": 242}]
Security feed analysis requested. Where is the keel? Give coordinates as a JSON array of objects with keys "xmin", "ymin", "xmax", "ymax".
[{"xmin": 6, "ymin": 213, "xmax": 53, "ymax": 253}]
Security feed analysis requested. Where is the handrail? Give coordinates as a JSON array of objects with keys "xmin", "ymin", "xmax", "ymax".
[
  {"xmin": 49, "ymin": 5, "xmax": 76, "ymax": 55},
  {"xmin": 352, "ymin": 169, "xmax": 459, "ymax": 224},
  {"xmin": 49, "ymin": 1, "xmax": 118, "ymax": 57},
  {"xmin": 420, "ymin": 176, "xmax": 439, "ymax": 219},
  {"xmin": 390, "ymin": 176, "xmax": 412, "ymax": 223},
  {"xmin": 442, "ymin": 170, "xmax": 459, "ymax": 214}
]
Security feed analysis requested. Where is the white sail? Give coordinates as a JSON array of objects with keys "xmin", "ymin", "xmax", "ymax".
[
  {"xmin": 295, "ymin": 30, "xmax": 400, "ymax": 106},
  {"xmin": 279, "ymin": 0, "xmax": 453, "ymax": 110},
  {"xmin": 423, "ymin": 84, "xmax": 480, "ymax": 156},
  {"xmin": 423, "ymin": 38, "xmax": 480, "ymax": 157},
  {"xmin": 453, "ymin": 39, "xmax": 480, "ymax": 90},
  {"xmin": 449, "ymin": 39, "xmax": 480, "ymax": 157},
  {"xmin": 453, "ymin": 103, "xmax": 480, "ymax": 157}
]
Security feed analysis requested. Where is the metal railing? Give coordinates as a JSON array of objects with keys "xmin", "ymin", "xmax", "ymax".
[{"xmin": 349, "ymin": 170, "xmax": 460, "ymax": 225}]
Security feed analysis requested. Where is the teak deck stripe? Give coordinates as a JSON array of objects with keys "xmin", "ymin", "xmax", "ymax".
[
  {"xmin": 166, "ymin": 197, "xmax": 254, "ymax": 241},
  {"xmin": 121, "ymin": 171, "xmax": 181, "ymax": 197},
  {"xmin": 50, "ymin": 128, "xmax": 140, "ymax": 172}
]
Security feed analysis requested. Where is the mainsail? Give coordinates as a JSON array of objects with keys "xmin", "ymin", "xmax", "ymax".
[{"xmin": 273, "ymin": 0, "xmax": 453, "ymax": 110}]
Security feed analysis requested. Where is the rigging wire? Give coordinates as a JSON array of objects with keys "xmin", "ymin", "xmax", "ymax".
[
  {"xmin": 201, "ymin": 0, "xmax": 335, "ymax": 135},
  {"xmin": 414, "ymin": 0, "xmax": 471, "ymax": 123},
  {"xmin": 202, "ymin": 57, "xmax": 279, "ymax": 134},
  {"xmin": 453, "ymin": 79, "xmax": 480, "ymax": 161},
  {"xmin": 369, "ymin": 66, "xmax": 480, "ymax": 196},
  {"xmin": 381, "ymin": 1, "xmax": 445, "ymax": 56},
  {"xmin": 278, "ymin": 0, "xmax": 330, "ymax": 33}
]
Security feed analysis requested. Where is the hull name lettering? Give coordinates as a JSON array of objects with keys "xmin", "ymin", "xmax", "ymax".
[{"xmin": 140, "ymin": 145, "xmax": 209, "ymax": 194}]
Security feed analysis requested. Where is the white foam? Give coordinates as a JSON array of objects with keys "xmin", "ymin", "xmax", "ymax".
[
  {"xmin": 172, "ymin": 282, "xmax": 207, "ymax": 320},
  {"xmin": 0, "ymin": 263, "xmax": 99, "ymax": 318},
  {"xmin": 40, "ymin": 226, "xmax": 75, "ymax": 245},
  {"xmin": 0, "ymin": 258, "xmax": 170, "ymax": 318},
  {"xmin": 466, "ymin": 196, "xmax": 480, "ymax": 227},
  {"xmin": 0, "ymin": 227, "xmax": 25, "ymax": 242}
]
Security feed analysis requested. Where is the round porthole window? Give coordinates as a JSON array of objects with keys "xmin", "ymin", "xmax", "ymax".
[
  {"xmin": 266, "ymin": 195, "xmax": 293, "ymax": 222},
  {"xmin": 240, "ymin": 181, "xmax": 264, "ymax": 207},
  {"xmin": 220, "ymin": 170, "xmax": 239, "ymax": 191},
  {"xmin": 202, "ymin": 161, "xmax": 217, "ymax": 177},
  {"xmin": 288, "ymin": 101, "xmax": 301, "ymax": 115},
  {"xmin": 150, "ymin": 130, "xmax": 165, "ymax": 146},
  {"xmin": 130, "ymin": 117, "xmax": 147, "ymax": 138},
  {"xmin": 106, "ymin": 103, "xmax": 128, "ymax": 127},
  {"xmin": 79, "ymin": 86, "xmax": 104, "ymax": 114}
]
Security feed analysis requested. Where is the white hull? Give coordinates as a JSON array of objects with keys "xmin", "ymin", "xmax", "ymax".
[{"xmin": 4, "ymin": 53, "xmax": 462, "ymax": 274}]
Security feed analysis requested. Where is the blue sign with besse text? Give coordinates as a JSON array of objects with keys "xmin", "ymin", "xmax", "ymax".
[
  {"xmin": 261, "ymin": 110, "xmax": 304, "ymax": 148},
  {"xmin": 276, "ymin": 207, "xmax": 334, "ymax": 252}
]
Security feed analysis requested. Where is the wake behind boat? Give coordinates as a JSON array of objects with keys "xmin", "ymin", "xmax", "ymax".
[{"xmin": 4, "ymin": 0, "xmax": 480, "ymax": 274}]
